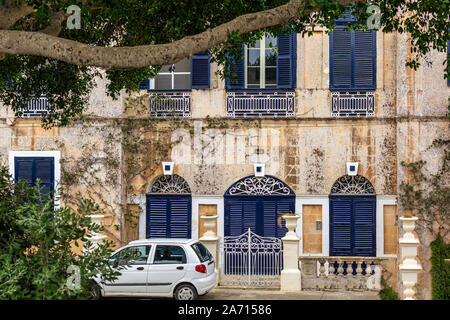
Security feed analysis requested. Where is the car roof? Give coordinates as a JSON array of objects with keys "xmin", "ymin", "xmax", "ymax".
[{"xmin": 127, "ymin": 238, "xmax": 198, "ymax": 246}]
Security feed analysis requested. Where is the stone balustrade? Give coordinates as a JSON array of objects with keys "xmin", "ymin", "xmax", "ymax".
[{"xmin": 299, "ymin": 256, "xmax": 395, "ymax": 291}]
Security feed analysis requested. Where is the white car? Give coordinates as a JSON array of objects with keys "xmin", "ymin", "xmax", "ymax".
[{"xmin": 92, "ymin": 238, "xmax": 217, "ymax": 300}]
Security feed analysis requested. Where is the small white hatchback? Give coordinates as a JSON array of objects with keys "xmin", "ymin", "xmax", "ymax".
[{"xmin": 92, "ymin": 238, "xmax": 217, "ymax": 300}]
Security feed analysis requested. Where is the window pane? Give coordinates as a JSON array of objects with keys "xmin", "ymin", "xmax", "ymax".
[
  {"xmin": 265, "ymin": 34, "xmax": 277, "ymax": 48},
  {"xmin": 173, "ymin": 74, "xmax": 190, "ymax": 89},
  {"xmin": 118, "ymin": 245, "xmax": 151, "ymax": 265},
  {"xmin": 265, "ymin": 50, "xmax": 276, "ymax": 66},
  {"xmin": 247, "ymin": 67, "xmax": 260, "ymax": 87},
  {"xmin": 247, "ymin": 49, "xmax": 260, "ymax": 67},
  {"xmin": 248, "ymin": 39, "xmax": 260, "ymax": 49},
  {"xmin": 265, "ymin": 67, "xmax": 276, "ymax": 86},
  {"xmin": 174, "ymin": 58, "xmax": 190, "ymax": 72},
  {"xmin": 191, "ymin": 242, "xmax": 212, "ymax": 263},
  {"xmin": 155, "ymin": 74, "xmax": 172, "ymax": 89},
  {"xmin": 154, "ymin": 245, "xmax": 186, "ymax": 264}
]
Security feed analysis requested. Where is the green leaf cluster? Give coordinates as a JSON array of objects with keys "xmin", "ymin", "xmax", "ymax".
[{"xmin": 0, "ymin": 165, "xmax": 123, "ymax": 300}]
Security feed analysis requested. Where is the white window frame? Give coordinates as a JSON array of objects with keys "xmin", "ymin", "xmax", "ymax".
[
  {"xmin": 149, "ymin": 60, "xmax": 191, "ymax": 90},
  {"xmin": 8, "ymin": 151, "xmax": 61, "ymax": 209},
  {"xmin": 244, "ymin": 33, "xmax": 277, "ymax": 89}
]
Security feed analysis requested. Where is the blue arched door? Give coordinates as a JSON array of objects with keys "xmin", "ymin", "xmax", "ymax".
[
  {"xmin": 224, "ymin": 175, "xmax": 295, "ymax": 238},
  {"xmin": 146, "ymin": 175, "xmax": 191, "ymax": 239},
  {"xmin": 329, "ymin": 175, "xmax": 376, "ymax": 256}
]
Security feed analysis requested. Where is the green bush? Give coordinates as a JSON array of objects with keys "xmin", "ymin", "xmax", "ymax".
[
  {"xmin": 431, "ymin": 234, "xmax": 450, "ymax": 300},
  {"xmin": 0, "ymin": 165, "xmax": 124, "ymax": 299},
  {"xmin": 378, "ymin": 275, "xmax": 399, "ymax": 300}
]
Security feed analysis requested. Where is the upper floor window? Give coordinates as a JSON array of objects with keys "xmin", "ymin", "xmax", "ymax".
[
  {"xmin": 140, "ymin": 53, "xmax": 210, "ymax": 91},
  {"xmin": 151, "ymin": 58, "xmax": 191, "ymax": 90},
  {"xmin": 246, "ymin": 34, "xmax": 277, "ymax": 89},
  {"xmin": 329, "ymin": 14, "xmax": 377, "ymax": 117},
  {"xmin": 226, "ymin": 31, "xmax": 297, "ymax": 91},
  {"xmin": 330, "ymin": 27, "xmax": 376, "ymax": 91}
]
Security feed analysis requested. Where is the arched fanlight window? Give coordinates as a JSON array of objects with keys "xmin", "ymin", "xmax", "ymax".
[
  {"xmin": 147, "ymin": 174, "xmax": 191, "ymax": 195},
  {"xmin": 330, "ymin": 175, "xmax": 375, "ymax": 195}
]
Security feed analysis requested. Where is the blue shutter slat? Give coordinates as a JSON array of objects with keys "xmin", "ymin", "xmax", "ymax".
[
  {"xmin": 34, "ymin": 158, "xmax": 54, "ymax": 197},
  {"xmin": 191, "ymin": 53, "xmax": 210, "ymax": 89},
  {"xmin": 15, "ymin": 159, "xmax": 33, "ymax": 184},
  {"xmin": 146, "ymin": 197, "xmax": 168, "ymax": 238},
  {"xmin": 225, "ymin": 47, "xmax": 245, "ymax": 90},
  {"xmin": 353, "ymin": 197, "xmax": 376, "ymax": 256},
  {"xmin": 169, "ymin": 197, "xmax": 191, "ymax": 238},
  {"xmin": 277, "ymin": 32, "xmax": 295, "ymax": 89},
  {"xmin": 242, "ymin": 200, "xmax": 257, "ymax": 234},
  {"xmin": 330, "ymin": 197, "xmax": 353, "ymax": 256},
  {"xmin": 330, "ymin": 29, "xmax": 352, "ymax": 89},
  {"xmin": 274, "ymin": 198, "xmax": 293, "ymax": 238},
  {"xmin": 262, "ymin": 200, "xmax": 277, "ymax": 237},
  {"xmin": 354, "ymin": 31, "xmax": 376, "ymax": 90},
  {"xmin": 139, "ymin": 79, "xmax": 150, "ymax": 90}
]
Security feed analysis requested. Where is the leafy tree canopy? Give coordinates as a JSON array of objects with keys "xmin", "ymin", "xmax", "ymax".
[{"xmin": 0, "ymin": 0, "xmax": 448, "ymax": 126}]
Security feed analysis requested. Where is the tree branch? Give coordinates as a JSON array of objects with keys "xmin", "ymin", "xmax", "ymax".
[{"xmin": 0, "ymin": 0, "xmax": 362, "ymax": 70}]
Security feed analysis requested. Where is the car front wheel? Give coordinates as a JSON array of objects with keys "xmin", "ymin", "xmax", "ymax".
[{"xmin": 174, "ymin": 284, "xmax": 198, "ymax": 300}]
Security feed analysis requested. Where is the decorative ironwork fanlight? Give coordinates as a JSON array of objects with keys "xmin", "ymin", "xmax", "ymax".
[
  {"xmin": 330, "ymin": 175, "xmax": 375, "ymax": 195},
  {"xmin": 148, "ymin": 174, "xmax": 191, "ymax": 194},
  {"xmin": 225, "ymin": 175, "xmax": 294, "ymax": 196}
]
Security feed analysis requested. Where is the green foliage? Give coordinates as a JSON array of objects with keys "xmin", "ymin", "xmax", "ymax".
[
  {"xmin": 0, "ymin": 0, "xmax": 449, "ymax": 127},
  {"xmin": 378, "ymin": 274, "xmax": 399, "ymax": 300},
  {"xmin": 0, "ymin": 165, "xmax": 123, "ymax": 300},
  {"xmin": 430, "ymin": 234, "xmax": 450, "ymax": 300},
  {"xmin": 399, "ymin": 139, "xmax": 450, "ymax": 236}
]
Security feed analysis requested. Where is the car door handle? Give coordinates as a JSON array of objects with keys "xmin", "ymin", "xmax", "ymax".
[
  {"xmin": 136, "ymin": 267, "xmax": 145, "ymax": 271},
  {"xmin": 176, "ymin": 266, "xmax": 184, "ymax": 270}
]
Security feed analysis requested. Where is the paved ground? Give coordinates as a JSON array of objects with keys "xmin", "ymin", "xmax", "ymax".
[{"xmin": 198, "ymin": 287, "xmax": 379, "ymax": 300}]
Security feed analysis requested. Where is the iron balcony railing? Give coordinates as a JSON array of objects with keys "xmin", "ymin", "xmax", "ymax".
[
  {"xmin": 17, "ymin": 97, "xmax": 51, "ymax": 118},
  {"xmin": 331, "ymin": 91, "xmax": 375, "ymax": 117},
  {"xmin": 226, "ymin": 91, "xmax": 295, "ymax": 117},
  {"xmin": 149, "ymin": 92, "xmax": 191, "ymax": 117}
]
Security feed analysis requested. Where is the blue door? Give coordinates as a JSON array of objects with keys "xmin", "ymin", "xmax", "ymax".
[
  {"xmin": 224, "ymin": 197, "xmax": 293, "ymax": 238},
  {"xmin": 329, "ymin": 195, "xmax": 376, "ymax": 256},
  {"xmin": 146, "ymin": 195, "xmax": 191, "ymax": 239}
]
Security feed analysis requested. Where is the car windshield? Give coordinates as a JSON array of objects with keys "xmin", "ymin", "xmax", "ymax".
[{"xmin": 191, "ymin": 242, "xmax": 212, "ymax": 263}]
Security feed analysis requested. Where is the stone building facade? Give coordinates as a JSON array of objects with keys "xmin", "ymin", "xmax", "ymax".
[{"xmin": 0, "ymin": 26, "xmax": 448, "ymax": 299}]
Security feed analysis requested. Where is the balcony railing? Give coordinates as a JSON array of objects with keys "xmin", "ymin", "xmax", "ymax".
[
  {"xmin": 17, "ymin": 97, "xmax": 51, "ymax": 118},
  {"xmin": 149, "ymin": 92, "xmax": 191, "ymax": 117},
  {"xmin": 331, "ymin": 91, "xmax": 375, "ymax": 117},
  {"xmin": 226, "ymin": 91, "xmax": 295, "ymax": 117},
  {"xmin": 299, "ymin": 256, "xmax": 396, "ymax": 291}
]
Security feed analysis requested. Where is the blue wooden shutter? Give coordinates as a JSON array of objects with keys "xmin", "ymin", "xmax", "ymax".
[
  {"xmin": 224, "ymin": 197, "xmax": 257, "ymax": 236},
  {"xmin": 275, "ymin": 198, "xmax": 293, "ymax": 238},
  {"xmin": 190, "ymin": 53, "xmax": 210, "ymax": 89},
  {"xmin": 277, "ymin": 32, "xmax": 296, "ymax": 89},
  {"xmin": 139, "ymin": 79, "xmax": 150, "ymax": 90},
  {"xmin": 353, "ymin": 30, "xmax": 376, "ymax": 90},
  {"xmin": 146, "ymin": 196, "xmax": 191, "ymax": 238},
  {"xmin": 15, "ymin": 157, "xmax": 54, "ymax": 197},
  {"xmin": 330, "ymin": 28, "xmax": 376, "ymax": 90},
  {"xmin": 329, "ymin": 196, "xmax": 353, "ymax": 256},
  {"xmin": 261, "ymin": 198, "xmax": 293, "ymax": 238},
  {"xmin": 146, "ymin": 196, "xmax": 168, "ymax": 238},
  {"xmin": 353, "ymin": 196, "xmax": 376, "ymax": 256},
  {"xmin": 225, "ymin": 47, "xmax": 245, "ymax": 90},
  {"xmin": 330, "ymin": 28, "xmax": 352, "ymax": 90},
  {"xmin": 169, "ymin": 196, "xmax": 192, "ymax": 238}
]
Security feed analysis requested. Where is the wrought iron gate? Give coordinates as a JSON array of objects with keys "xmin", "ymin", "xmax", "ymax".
[{"xmin": 220, "ymin": 228, "xmax": 283, "ymax": 288}]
